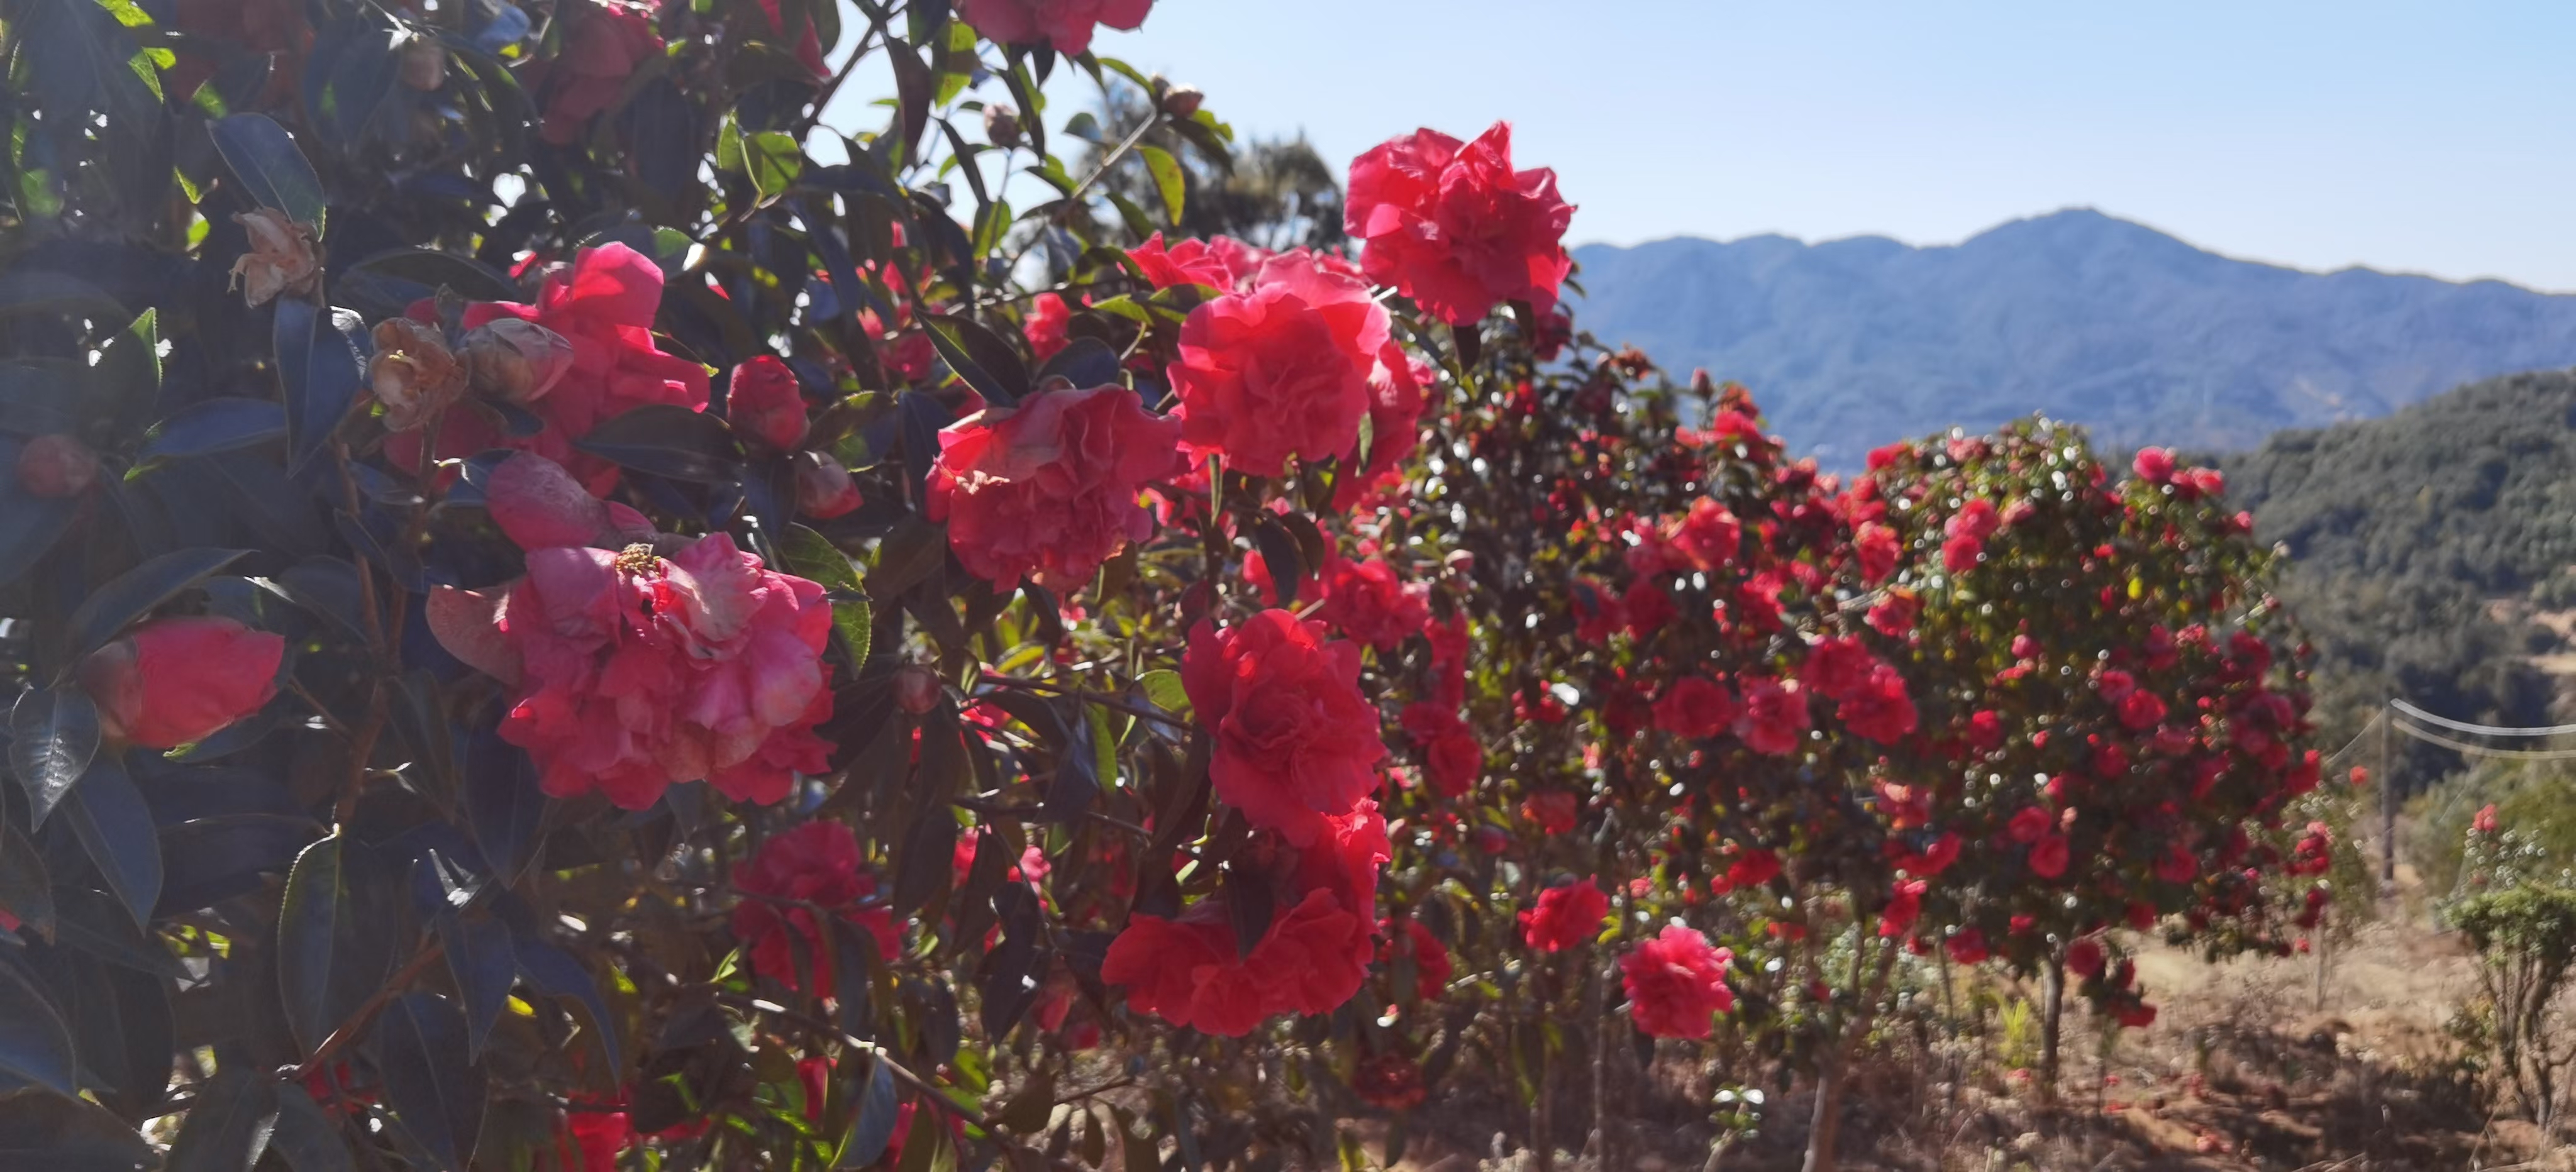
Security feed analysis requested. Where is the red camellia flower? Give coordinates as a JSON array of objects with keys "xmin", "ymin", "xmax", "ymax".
[
  {"xmin": 2028, "ymin": 832, "xmax": 2071, "ymax": 880},
  {"xmin": 1522, "ymin": 790, "xmax": 1579, "ymax": 835},
  {"xmin": 2068, "ymin": 937, "xmax": 2107, "ymax": 979},
  {"xmin": 1519, "ymin": 878, "xmax": 1609, "ymax": 953},
  {"xmin": 1335, "ymin": 343, "xmax": 1433, "ymax": 510},
  {"xmin": 539, "ymin": 0, "xmax": 663, "ymax": 145},
  {"xmin": 1380, "ymin": 917, "xmax": 1453, "ymax": 999},
  {"xmin": 794, "ymin": 451, "xmax": 863, "ymax": 519},
  {"xmin": 1181, "ymin": 610, "xmax": 1385, "ymax": 845},
  {"xmin": 1345, "ymin": 122, "xmax": 1574, "ymax": 326},
  {"xmin": 1802, "ymin": 636, "xmax": 1875, "ymax": 700},
  {"xmin": 1836, "ymin": 663, "xmax": 1919, "ymax": 744},
  {"xmin": 727, "ymin": 355, "xmax": 808, "ymax": 451},
  {"xmin": 729, "ymin": 822, "xmax": 899, "ymax": 992},
  {"xmin": 1023, "ymin": 292, "xmax": 1071, "ymax": 361},
  {"xmin": 1352, "ymin": 1052, "xmax": 1428, "ymax": 1110},
  {"xmin": 2133, "ymin": 446, "xmax": 2176, "ymax": 484},
  {"xmin": 1666, "ymin": 498, "xmax": 1742, "ymax": 571},
  {"xmin": 2006, "ymin": 805, "xmax": 2053, "ymax": 844},
  {"xmin": 1736, "ymin": 675, "xmax": 1811, "ymax": 755},
  {"xmin": 1319, "ymin": 555, "xmax": 1431, "ymax": 650},
  {"xmin": 1855, "ymin": 521, "xmax": 1899, "ymax": 583},
  {"xmin": 1879, "ymin": 878, "xmax": 1928, "ymax": 937},
  {"xmin": 1619, "ymin": 924, "xmax": 1735, "ymax": 1039},
  {"xmin": 1652, "ymin": 675, "xmax": 1738, "ymax": 739},
  {"xmin": 80, "ymin": 616, "xmax": 286, "ymax": 749},
  {"xmin": 482, "ymin": 531, "xmax": 834, "ymax": 809},
  {"xmin": 1171, "ymin": 250, "xmax": 1389, "ymax": 478},
  {"xmin": 1130, "ymin": 232, "xmax": 1246, "ymax": 290},
  {"xmin": 1102, "ymin": 802, "xmax": 1387, "ymax": 1036},
  {"xmin": 928, "ymin": 384, "xmax": 1184, "ymax": 589},
  {"xmin": 17, "ymin": 434, "xmax": 99, "ymax": 497},
  {"xmin": 2118, "ymin": 688, "xmax": 2168, "ymax": 731},
  {"xmin": 955, "ymin": 0, "xmax": 1150, "ymax": 55},
  {"xmin": 398, "ymin": 243, "xmax": 711, "ymax": 494},
  {"xmin": 1867, "ymin": 590, "xmax": 1920, "ymax": 638},
  {"xmin": 1946, "ymin": 927, "xmax": 1990, "ymax": 965},
  {"xmin": 1727, "ymin": 848, "xmax": 1784, "ymax": 890},
  {"xmin": 1424, "ymin": 727, "xmax": 1484, "ymax": 798}
]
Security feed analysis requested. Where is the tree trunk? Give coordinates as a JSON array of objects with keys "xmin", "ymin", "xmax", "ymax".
[
  {"xmin": 1534, "ymin": 1019, "xmax": 1555, "ymax": 1172},
  {"xmin": 1584, "ymin": 959, "xmax": 1612, "ymax": 1169},
  {"xmin": 1801, "ymin": 937, "xmax": 1901, "ymax": 1172},
  {"xmin": 1800, "ymin": 1059, "xmax": 1846, "ymax": 1172},
  {"xmin": 2040, "ymin": 954, "xmax": 2067, "ymax": 1110}
]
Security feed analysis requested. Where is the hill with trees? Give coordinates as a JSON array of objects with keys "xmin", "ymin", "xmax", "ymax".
[{"xmin": 1572, "ymin": 210, "xmax": 2576, "ymax": 462}]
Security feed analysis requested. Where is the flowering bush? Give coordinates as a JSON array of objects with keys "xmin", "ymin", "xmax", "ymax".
[{"xmin": 0, "ymin": 0, "xmax": 2319, "ymax": 1166}]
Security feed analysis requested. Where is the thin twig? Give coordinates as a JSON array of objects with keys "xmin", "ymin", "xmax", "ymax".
[{"xmin": 287, "ymin": 934, "xmax": 448, "ymax": 1083}]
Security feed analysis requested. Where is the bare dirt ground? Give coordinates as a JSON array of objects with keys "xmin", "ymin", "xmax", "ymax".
[{"xmin": 1367, "ymin": 908, "xmax": 2533, "ymax": 1172}]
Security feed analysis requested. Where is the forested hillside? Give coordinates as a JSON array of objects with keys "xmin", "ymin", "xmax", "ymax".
[{"xmin": 2221, "ymin": 369, "xmax": 2576, "ymax": 764}]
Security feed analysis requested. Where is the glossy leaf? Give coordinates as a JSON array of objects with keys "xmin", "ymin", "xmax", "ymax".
[
  {"xmin": 274, "ymin": 301, "xmax": 369, "ymax": 473},
  {"xmin": 0, "ymin": 1088, "xmax": 155, "ymax": 1171},
  {"xmin": 1137, "ymin": 144, "xmax": 1185, "ymax": 224},
  {"xmin": 374, "ymin": 992, "xmax": 484, "ymax": 1172},
  {"xmin": 276, "ymin": 834, "xmax": 370, "ymax": 1054},
  {"xmin": 266, "ymin": 1084, "xmax": 354, "ymax": 1172},
  {"xmin": 61, "ymin": 753, "xmax": 162, "ymax": 932},
  {"xmin": 835, "ymin": 1056, "xmax": 902, "ymax": 1168},
  {"xmin": 438, "ymin": 914, "xmax": 515, "ymax": 1059},
  {"xmin": 61, "ymin": 546, "xmax": 250, "ymax": 663},
  {"xmin": 0, "ymin": 827, "xmax": 57, "ymax": 941},
  {"xmin": 136, "ymin": 398, "xmax": 287, "ymax": 463},
  {"xmin": 921, "ymin": 313, "xmax": 1031, "ymax": 408},
  {"xmin": 0, "ymin": 956, "xmax": 80, "ymax": 1098},
  {"xmin": 9, "ymin": 687, "xmax": 98, "ymax": 831},
  {"xmin": 209, "ymin": 114, "xmax": 326, "ymax": 235},
  {"xmin": 164, "ymin": 1066, "xmax": 278, "ymax": 1172},
  {"xmin": 574, "ymin": 404, "xmax": 745, "ymax": 484},
  {"xmin": 1034, "ymin": 335, "xmax": 1121, "ymax": 389}
]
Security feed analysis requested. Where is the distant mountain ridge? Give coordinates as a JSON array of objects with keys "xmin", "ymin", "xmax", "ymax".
[{"xmin": 1570, "ymin": 209, "xmax": 2576, "ymax": 461}]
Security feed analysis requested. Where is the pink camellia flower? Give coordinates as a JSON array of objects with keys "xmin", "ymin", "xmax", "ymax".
[
  {"xmin": 1854, "ymin": 521, "xmax": 1900, "ymax": 583},
  {"xmin": 2475, "ymin": 804, "xmax": 2501, "ymax": 834},
  {"xmin": 395, "ymin": 243, "xmax": 711, "ymax": 495},
  {"xmin": 2134, "ymin": 447, "xmax": 2177, "ymax": 484},
  {"xmin": 1022, "ymin": 292, "xmax": 1071, "ymax": 362},
  {"xmin": 1620, "ymin": 924, "xmax": 1734, "ymax": 1039},
  {"xmin": 1736, "ymin": 675, "xmax": 1810, "ymax": 756},
  {"xmin": 485, "ymin": 451, "xmax": 657, "ymax": 553},
  {"xmin": 479, "ymin": 529, "xmax": 835, "ymax": 809},
  {"xmin": 1129, "ymin": 233, "xmax": 1243, "ymax": 290},
  {"xmin": 1345, "ymin": 122, "xmax": 1575, "ymax": 326},
  {"xmin": 1333, "ymin": 343, "xmax": 1433, "ymax": 511},
  {"xmin": 1319, "ymin": 555, "xmax": 1430, "ymax": 651},
  {"xmin": 794, "ymin": 451, "xmax": 863, "ymax": 519},
  {"xmin": 1802, "ymin": 636, "xmax": 1875, "ymax": 701},
  {"xmin": 1519, "ymin": 877, "xmax": 1609, "ymax": 953},
  {"xmin": 928, "ymin": 384, "xmax": 1184, "ymax": 590},
  {"xmin": 1180, "ymin": 610, "xmax": 1385, "ymax": 844},
  {"xmin": 955, "ymin": 0, "xmax": 1150, "ymax": 55},
  {"xmin": 1652, "ymin": 675, "xmax": 1738, "ymax": 740},
  {"xmin": 1171, "ymin": 250, "xmax": 1388, "ymax": 478},
  {"xmin": 729, "ymin": 821, "xmax": 899, "ymax": 992},
  {"xmin": 538, "ymin": 0, "xmax": 663, "ymax": 146},
  {"xmin": 728, "ymin": 355, "xmax": 808, "ymax": 451},
  {"xmin": 1665, "ymin": 498, "xmax": 1741, "ymax": 572},
  {"xmin": 1836, "ymin": 663, "xmax": 1919, "ymax": 744},
  {"xmin": 80, "ymin": 616, "xmax": 286, "ymax": 749},
  {"xmin": 1102, "ymin": 802, "xmax": 1385, "ymax": 1036},
  {"xmin": 17, "ymin": 434, "xmax": 99, "ymax": 498}
]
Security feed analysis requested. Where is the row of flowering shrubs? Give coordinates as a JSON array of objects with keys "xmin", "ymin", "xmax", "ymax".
[{"xmin": 0, "ymin": 0, "xmax": 2326, "ymax": 1167}]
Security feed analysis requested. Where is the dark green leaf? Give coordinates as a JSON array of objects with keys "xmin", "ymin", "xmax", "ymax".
[
  {"xmin": 573, "ymin": 404, "xmax": 745, "ymax": 484},
  {"xmin": 0, "ymin": 1087, "xmax": 155, "ymax": 1171},
  {"xmin": 778, "ymin": 524, "xmax": 867, "ymax": 595},
  {"xmin": 274, "ymin": 301, "xmax": 367, "ymax": 473},
  {"xmin": 0, "ymin": 827, "xmax": 55, "ymax": 941},
  {"xmin": 1033, "ymin": 336, "xmax": 1120, "ymax": 389},
  {"xmin": 898, "ymin": 391, "xmax": 955, "ymax": 511},
  {"xmin": 835, "ymin": 1056, "xmax": 901, "ymax": 1169},
  {"xmin": 267, "ymin": 1082, "xmax": 354, "ymax": 1172},
  {"xmin": 61, "ymin": 754, "xmax": 160, "ymax": 932},
  {"xmin": 137, "ymin": 398, "xmax": 287, "ymax": 463},
  {"xmin": 341, "ymin": 248, "xmax": 516, "ymax": 302},
  {"xmin": 0, "ymin": 954, "xmax": 80, "ymax": 1097},
  {"xmin": 1250, "ymin": 519, "xmax": 1302, "ymax": 607},
  {"xmin": 868, "ymin": 514, "xmax": 949, "ymax": 602},
  {"xmin": 155, "ymin": 813, "xmax": 318, "ymax": 916},
  {"xmin": 277, "ymin": 834, "xmax": 369, "ymax": 1054},
  {"xmin": 10, "ymin": 687, "xmax": 98, "ymax": 831},
  {"xmin": 209, "ymin": 114, "xmax": 326, "ymax": 235},
  {"xmin": 922, "ymin": 314, "xmax": 1031, "ymax": 407},
  {"xmin": 62, "ymin": 547, "xmax": 250, "ymax": 663},
  {"xmin": 374, "ymin": 992, "xmax": 484, "ymax": 1172},
  {"xmin": 51, "ymin": 887, "xmax": 181, "ymax": 978},
  {"xmin": 18, "ymin": 0, "xmax": 173, "ymax": 224},
  {"xmin": 461, "ymin": 728, "xmax": 547, "ymax": 885},
  {"xmin": 165, "ymin": 1066, "xmax": 278, "ymax": 1172},
  {"xmin": 1223, "ymin": 863, "xmax": 1271, "ymax": 963},
  {"xmin": 438, "ymin": 914, "xmax": 514, "ymax": 1059},
  {"xmin": 512, "ymin": 936, "xmax": 621, "ymax": 1073}
]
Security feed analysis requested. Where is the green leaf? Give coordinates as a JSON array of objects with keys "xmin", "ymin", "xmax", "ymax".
[
  {"xmin": 1136, "ymin": 145, "xmax": 1185, "ymax": 225},
  {"xmin": 374, "ymin": 992, "xmax": 484, "ymax": 1172},
  {"xmin": 0, "ymin": 1087, "xmax": 154, "ymax": 1170},
  {"xmin": 1135, "ymin": 670, "xmax": 1189, "ymax": 719},
  {"xmin": 276, "ymin": 834, "xmax": 364, "ymax": 1054},
  {"xmin": 209, "ymin": 113, "xmax": 326, "ymax": 236},
  {"xmin": 267, "ymin": 1082, "xmax": 354, "ymax": 1172},
  {"xmin": 747, "ymin": 130, "xmax": 805, "ymax": 202},
  {"xmin": 777, "ymin": 524, "xmax": 865, "ymax": 594},
  {"xmin": 272, "ymin": 301, "xmax": 366, "ymax": 473},
  {"xmin": 0, "ymin": 826, "xmax": 57, "ymax": 941},
  {"xmin": 921, "ymin": 313, "xmax": 1031, "ymax": 407},
  {"xmin": 833, "ymin": 1057, "xmax": 901, "ymax": 1169},
  {"xmin": 0, "ymin": 953, "xmax": 80, "ymax": 1098},
  {"xmin": 136, "ymin": 397, "xmax": 287, "ymax": 464},
  {"xmin": 574, "ymin": 404, "xmax": 745, "ymax": 484},
  {"xmin": 60, "ymin": 753, "xmax": 160, "ymax": 931},
  {"xmin": 833, "ymin": 601, "xmax": 874, "ymax": 672},
  {"xmin": 9, "ymin": 687, "xmax": 99, "ymax": 831},
  {"xmin": 61, "ymin": 547, "xmax": 251, "ymax": 663},
  {"xmin": 165, "ymin": 1067, "xmax": 279, "ymax": 1172}
]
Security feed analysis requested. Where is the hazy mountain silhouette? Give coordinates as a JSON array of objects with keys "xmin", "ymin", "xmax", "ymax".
[{"xmin": 1571, "ymin": 209, "xmax": 2576, "ymax": 462}]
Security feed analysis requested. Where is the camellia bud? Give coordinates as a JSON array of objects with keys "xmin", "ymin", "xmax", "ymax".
[
  {"xmin": 794, "ymin": 450, "xmax": 862, "ymax": 519},
  {"xmin": 18, "ymin": 433, "xmax": 99, "ymax": 498},
  {"xmin": 461, "ymin": 319, "xmax": 575, "ymax": 404},
  {"xmin": 229, "ymin": 208, "xmax": 321, "ymax": 307},
  {"xmin": 1158, "ymin": 82, "xmax": 1203, "ymax": 119},
  {"xmin": 79, "ymin": 616, "xmax": 286, "ymax": 749},
  {"xmin": 369, "ymin": 318, "xmax": 469, "ymax": 431},
  {"xmin": 727, "ymin": 355, "xmax": 810, "ymax": 451},
  {"xmin": 399, "ymin": 36, "xmax": 448, "ymax": 91},
  {"xmin": 892, "ymin": 665, "xmax": 942, "ymax": 716},
  {"xmin": 982, "ymin": 102, "xmax": 1022, "ymax": 148}
]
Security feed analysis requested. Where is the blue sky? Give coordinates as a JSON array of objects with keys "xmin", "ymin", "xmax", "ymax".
[{"xmin": 823, "ymin": 1, "xmax": 2576, "ymax": 290}]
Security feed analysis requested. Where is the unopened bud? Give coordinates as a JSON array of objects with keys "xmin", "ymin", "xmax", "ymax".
[
  {"xmin": 18, "ymin": 433, "xmax": 98, "ymax": 498},
  {"xmin": 1159, "ymin": 83, "xmax": 1204, "ymax": 119},
  {"xmin": 794, "ymin": 450, "xmax": 862, "ymax": 519},
  {"xmin": 461, "ymin": 319, "xmax": 575, "ymax": 405},
  {"xmin": 399, "ymin": 36, "xmax": 447, "ymax": 91},
  {"xmin": 892, "ymin": 665, "xmax": 942, "ymax": 715},
  {"xmin": 370, "ymin": 318, "xmax": 468, "ymax": 431},
  {"xmin": 229, "ymin": 208, "xmax": 320, "ymax": 307},
  {"xmin": 982, "ymin": 102, "xmax": 1021, "ymax": 148}
]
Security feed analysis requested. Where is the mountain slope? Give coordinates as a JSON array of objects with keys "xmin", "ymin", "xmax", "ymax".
[{"xmin": 1572, "ymin": 209, "xmax": 2576, "ymax": 461}]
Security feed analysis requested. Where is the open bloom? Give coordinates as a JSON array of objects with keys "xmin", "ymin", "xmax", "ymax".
[
  {"xmin": 929, "ymin": 384, "xmax": 1184, "ymax": 589},
  {"xmin": 81, "ymin": 617, "xmax": 285, "ymax": 748},
  {"xmin": 1102, "ymin": 802, "xmax": 1387, "ymax": 1036},
  {"xmin": 1519, "ymin": 877, "xmax": 1608, "ymax": 953},
  {"xmin": 1345, "ymin": 122, "xmax": 1574, "ymax": 326},
  {"xmin": 1182, "ymin": 610, "xmax": 1385, "ymax": 844},
  {"xmin": 1653, "ymin": 676, "xmax": 1738, "ymax": 739},
  {"xmin": 1319, "ymin": 555, "xmax": 1431, "ymax": 651},
  {"xmin": 475, "ymin": 529, "xmax": 834, "ymax": 809},
  {"xmin": 1619, "ymin": 924, "xmax": 1734, "ymax": 1039},
  {"xmin": 730, "ymin": 821, "xmax": 899, "ymax": 992},
  {"xmin": 955, "ymin": 0, "xmax": 1150, "ymax": 55},
  {"xmin": 1170, "ymin": 250, "xmax": 1388, "ymax": 478},
  {"xmin": 539, "ymin": 0, "xmax": 662, "ymax": 145}
]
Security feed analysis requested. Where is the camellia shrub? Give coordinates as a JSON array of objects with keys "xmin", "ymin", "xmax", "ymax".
[{"xmin": 0, "ymin": 0, "xmax": 2321, "ymax": 1169}]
